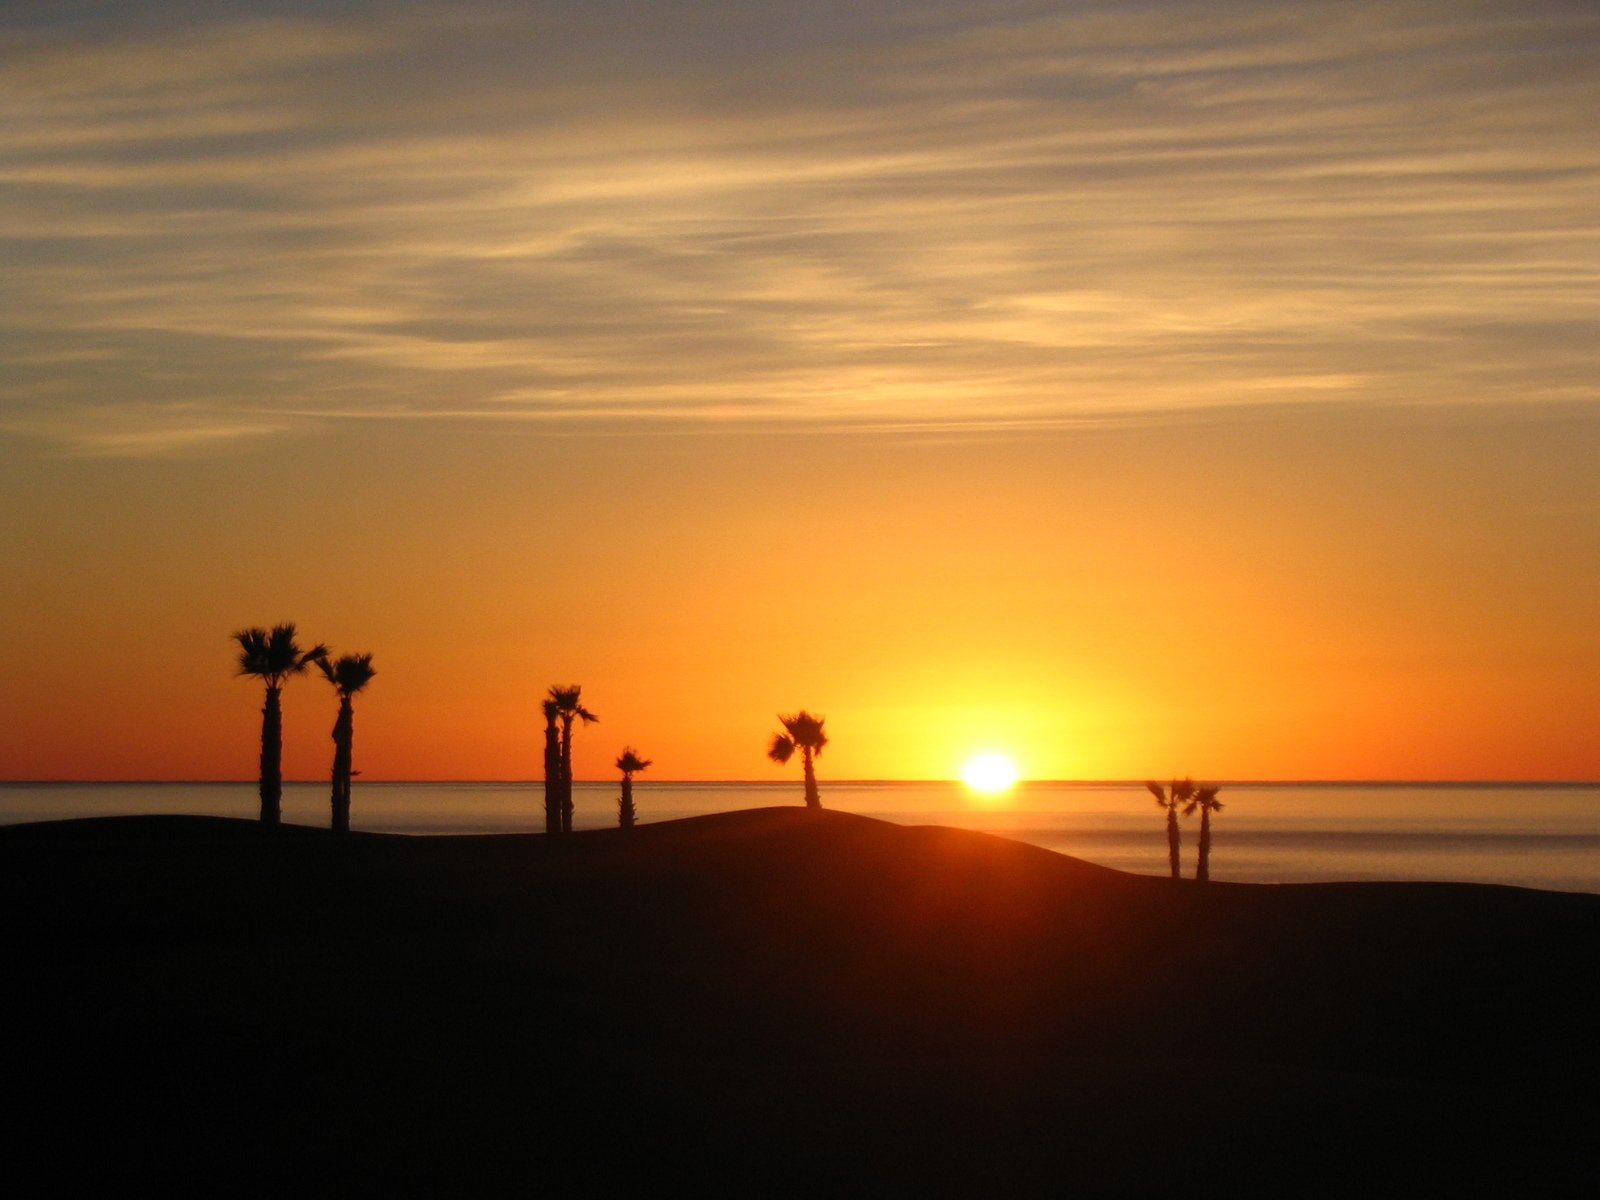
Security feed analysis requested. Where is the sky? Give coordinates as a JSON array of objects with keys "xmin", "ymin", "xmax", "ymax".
[{"xmin": 2, "ymin": 0, "xmax": 1597, "ymax": 782}]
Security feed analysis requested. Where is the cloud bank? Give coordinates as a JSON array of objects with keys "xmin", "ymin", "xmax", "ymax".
[{"xmin": 3, "ymin": 0, "xmax": 1597, "ymax": 452}]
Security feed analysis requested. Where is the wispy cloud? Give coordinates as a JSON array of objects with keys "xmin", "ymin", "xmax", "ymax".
[{"xmin": 2, "ymin": 0, "xmax": 1596, "ymax": 453}]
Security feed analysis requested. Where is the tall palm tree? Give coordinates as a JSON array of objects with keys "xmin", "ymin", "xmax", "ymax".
[
  {"xmin": 548, "ymin": 685, "xmax": 598, "ymax": 834},
  {"xmin": 1183, "ymin": 785, "xmax": 1224, "ymax": 882},
  {"xmin": 768, "ymin": 711, "xmax": 827, "ymax": 809},
  {"xmin": 1145, "ymin": 778, "xmax": 1194, "ymax": 880},
  {"xmin": 615, "ymin": 747, "xmax": 652, "ymax": 829},
  {"xmin": 232, "ymin": 624, "xmax": 328, "ymax": 825},
  {"xmin": 318, "ymin": 653, "xmax": 376, "ymax": 835}
]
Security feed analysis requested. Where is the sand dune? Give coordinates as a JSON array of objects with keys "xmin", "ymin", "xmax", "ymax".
[{"xmin": 3, "ymin": 808, "xmax": 1596, "ymax": 1192}]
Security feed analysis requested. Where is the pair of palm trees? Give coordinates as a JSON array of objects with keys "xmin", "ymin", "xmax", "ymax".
[
  {"xmin": 1146, "ymin": 778, "xmax": 1224, "ymax": 881},
  {"xmin": 233, "ymin": 624, "xmax": 375, "ymax": 832},
  {"xmin": 768, "ymin": 711, "xmax": 827, "ymax": 808},
  {"xmin": 542, "ymin": 686, "xmax": 597, "ymax": 833}
]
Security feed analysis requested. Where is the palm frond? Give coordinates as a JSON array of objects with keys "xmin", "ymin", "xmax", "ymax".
[
  {"xmin": 233, "ymin": 623, "xmax": 320, "ymax": 682},
  {"xmin": 768, "ymin": 733, "xmax": 795, "ymax": 764},
  {"xmin": 294, "ymin": 643, "xmax": 330, "ymax": 672},
  {"xmin": 266, "ymin": 623, "xmax": 301, "ymax": 664},
  {"xmin": 616, "ymin": 748, "xmax": 652, "ymax": 774},
  {"xmin": 233, "ymin": 627, "xmax": 271, "ymax": 677},
  {"xmin": 1145, "ymin": 780, "xmax": 1165, "ymax": 804},
  {"xmin": 549, "ymin": 686, "xmax": 596, "ymax": 723},
  {"xmin": 778, "ymin": 710, "xmax": 827, "ymax": 751},
  {"xmin": 321, "ymin": 652, "xmax": 376, "ymax": 696}
]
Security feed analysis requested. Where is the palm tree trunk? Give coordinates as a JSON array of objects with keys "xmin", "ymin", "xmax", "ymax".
[
  {"xmin": 543, "ymin": 721, "xmax": 560, "ymax": 834},
  {"xmin": 559, "ymin": 720, "xmax": 574, "ymax": 834},
  {"xmin": 259, "ymin": 684, "xmax": 282, "ymax": 825},
  {"xmin": 1166, "ymin": 806, "xmax": 1180, "ymax": 879},
  {"xmin": 330, "ymin": 699, "xmax": 353, "ymax": 834},
  {"xmin": 802, "ymin": 747, "xmax": 819, "ymax": 809},
  {"xmin": 619, "ymin": 775, "xmax": 634, "ymax": 828},
  {"xmin": 1196, "ymin": 807, "xmax": 1211, "ymax": 882},
  {"xmin": 344, "ymin": 704, "xmax": 355, "ymax": 832},
  {"xmin": 332, "ymin": 757, "xmax": 351, "ymax": 833},
  {"xmin": 328, "ymin": 716, "xmax": 342, "ymax": 832}
]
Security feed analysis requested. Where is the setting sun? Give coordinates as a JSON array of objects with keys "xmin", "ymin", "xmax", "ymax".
[{"xmin": 961, "ymin": 753, "xmax": 1020, "ymax": 795}]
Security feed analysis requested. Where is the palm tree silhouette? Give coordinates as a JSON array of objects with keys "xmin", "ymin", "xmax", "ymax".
[
  {"xmin": 232, "ymin": 624, "xmax": 328, "ymax": 825},
  {"xmin": 615, "ymin": 747, "xmax": 652, "ymax": 829},
  {"xmin": 1145, "ymin": 778, "xmax": 1194, "ymax": 880},
  {"xmin": 1183, "ymin": 785, "xmax": 1224, "ymax": 882},
  {"xmin": 318, "ymin": 653, "xmax": 376, "ymax": 834},
  {"xmin": 548, "ymin": 685, "xmax": 598, "ymax": 833},
  {"xmin": 768, "ymin": 711, "xmax": 827, "ymax": 809},
  {"xmin": 541, "ymin": 698, "xmax": 561, "ymax": 835}
]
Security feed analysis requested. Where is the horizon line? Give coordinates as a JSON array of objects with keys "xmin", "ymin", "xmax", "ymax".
[{"xmin": 5, "ymin": 778, "xmax": 1598, "ymax": 789}]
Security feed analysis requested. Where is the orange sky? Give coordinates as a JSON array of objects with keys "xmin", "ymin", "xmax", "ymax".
[{"xmin": 2, "ymin": 2, "xmax": 1597, "ymax": 781}]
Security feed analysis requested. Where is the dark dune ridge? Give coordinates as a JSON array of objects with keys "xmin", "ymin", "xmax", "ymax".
[{"xmin": 3, "ymin": 807, "xmax": 1596, "ymax": 1193}]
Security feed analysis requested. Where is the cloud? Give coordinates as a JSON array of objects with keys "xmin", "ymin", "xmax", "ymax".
[{"xmin": 2, "ymin": 0, "xmax": 1597, "ymax": 453}]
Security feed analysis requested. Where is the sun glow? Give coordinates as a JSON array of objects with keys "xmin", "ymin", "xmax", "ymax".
[{"xmin": 961, "ymin": 753, "xmax": 1019, "ymax": 796}]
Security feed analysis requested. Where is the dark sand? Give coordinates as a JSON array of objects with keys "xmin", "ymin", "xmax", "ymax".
[{"xmin": 3, "ymin": 807, "xmax": 1596, "ymax": 1193}]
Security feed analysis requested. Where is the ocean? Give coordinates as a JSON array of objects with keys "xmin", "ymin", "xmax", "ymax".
[{"xmin": 4, "ymin": 780, "xmax": 1598, "ymax": 894}]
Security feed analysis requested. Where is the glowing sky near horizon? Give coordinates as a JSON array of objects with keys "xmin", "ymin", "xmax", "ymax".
[{"xmin": 2, "ymin": 1, "xmax": 1597, "ymax": 782}]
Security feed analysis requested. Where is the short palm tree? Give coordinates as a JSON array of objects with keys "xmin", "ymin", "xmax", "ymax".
[
  {"xmin": 541, "ymin": 699, "xmax": 561, "ymax": 834},
  {"xmin": 768, "ymin": 711, "xmax": 827, "ymax": 809},
  {"xmin": 615, "ymin": 747, "xmax": 652, "ymax": 829},
  {"xmin": 1145, "ymin": 778, "xmax": 1195, "ymax": 880},
  {"xmin": 1183, "ymin": 785, "xmax": 1224, "ymax": 882},
  {"xmin": 232, "ymin": 624, "xmax": 328, "ymax": 825},
  {"xmin": 548, "ymin": 685, "xmax": 598, "ymax": 833},
  {"xmin": 318, "ymin": 653, "xmax": 376, "ymax": 834}
]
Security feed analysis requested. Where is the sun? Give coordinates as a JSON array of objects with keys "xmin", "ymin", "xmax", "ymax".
[{"xmin": 961, "ymin": 752, "xmax": 1019, "ymax": 796}]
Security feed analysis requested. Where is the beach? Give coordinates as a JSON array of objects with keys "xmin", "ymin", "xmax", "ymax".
[
  {"xmin": 4, "ymin": 807, "xmax": 1596, "ymax": 1192},
  {"xmin": 5, "ymin": 780, "xmax": 1598, "ymax": 891}
]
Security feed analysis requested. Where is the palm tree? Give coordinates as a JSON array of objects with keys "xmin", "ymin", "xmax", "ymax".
[
  {"xmin": 1183, "ymin": 785, "xmax": 1224, "ymax": 882},
  {"xmin": 768, "ymin": 711, "xmax": 827, "ymax": 809},
  {"xmin": 615, "ymin": 748, "xmax": 652, "ymax": 829},
  {"xmin": 1145, "ymin": 778, "xmax": 1194, "ymax": 880},
  {"xmin": 232, "ymin": 624, "xmax": 328, "ymax": 825},
  {"xmin": 541, "ymin": 699, "xmax": 561, "ymax": 834},
  {"xmin": 318, "ymin": 653, "xmax": 376, "ymax": 834},
  {"xmin": 548, "ymin": 685, "xmax": 598, "ymax": 834}
]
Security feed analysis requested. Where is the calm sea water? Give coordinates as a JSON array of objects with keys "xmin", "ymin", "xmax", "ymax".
[{"xmin": 2, "ymin": 781, "xmax": 1597, "ymax": 894}]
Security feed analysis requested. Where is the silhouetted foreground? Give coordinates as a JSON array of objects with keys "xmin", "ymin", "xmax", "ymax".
[{"xmin": 3, "ymin": 810, "xmax": 1596, "ymax": 1193}]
